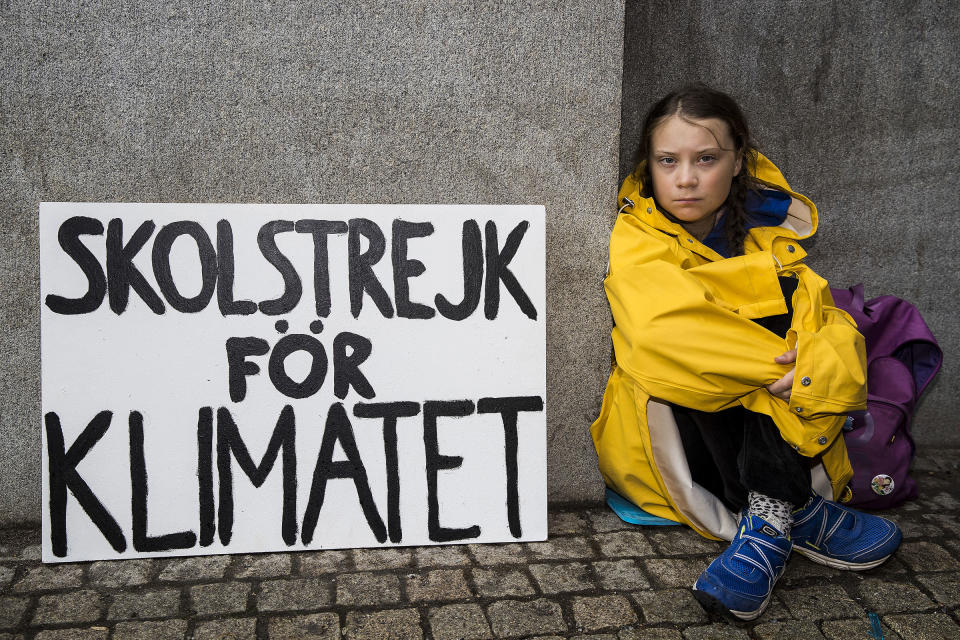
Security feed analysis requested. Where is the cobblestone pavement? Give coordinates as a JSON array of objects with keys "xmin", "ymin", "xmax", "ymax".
[{"xmin": 1, "ymin": 448, "xmax": 958, "ymax": 639}]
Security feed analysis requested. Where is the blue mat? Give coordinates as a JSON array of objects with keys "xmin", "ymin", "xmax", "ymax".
[{"xmin": 605, "ymin": 488, "xmax": 680, "ymax": 526}]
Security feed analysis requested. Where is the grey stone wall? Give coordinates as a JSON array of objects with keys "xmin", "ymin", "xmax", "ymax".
[
  {"xmin": 622, "ymin": 0, "xmax": 959, "ymax": 442},
  {"xmin": 4, "ymin": 0, "xmax": 955, "ymax": 528},
  {"xmin": 0, "ymin": 3, "xmax": 623, "ymax": 525}
]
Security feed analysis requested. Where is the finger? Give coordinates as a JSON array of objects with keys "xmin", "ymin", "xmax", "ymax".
[
  {"xmin": 767, "ymin": 383, "xmax": 791, "ymax": 401},
  {"xmin": 774, "ymin": 348, "xmax": 798, "ymax": 364},
  {"xmin": 766, "ymin": 368, "xmax": 795, "ymax": 397},
  {"xmin": 766, "ymin": 379, "xmax": 789, "ymax": 395},
  {"xmin": 781, "ymin": 368, "xmax": 795, "ymax": 387}
]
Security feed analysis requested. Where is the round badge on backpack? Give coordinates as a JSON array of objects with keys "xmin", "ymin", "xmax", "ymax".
[{"xmin": 871, "ymin": 474, "xmax": 895, "ymax": 496}]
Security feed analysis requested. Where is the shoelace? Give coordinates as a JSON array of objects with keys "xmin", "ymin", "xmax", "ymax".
[
  {"xmin": 732, "ymin": 532, "xmax": 789, "ymax": 580},
  {"xmin": 794, "ymin": 500, "xmax": 848, "ymax": 548}
]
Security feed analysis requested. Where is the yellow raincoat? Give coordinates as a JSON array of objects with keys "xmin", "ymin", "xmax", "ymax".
[{"xmin": 591, "ymin": 154, "xmax": 867, "ymax": 541}]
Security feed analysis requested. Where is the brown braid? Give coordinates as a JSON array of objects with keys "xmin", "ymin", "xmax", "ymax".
[{"xmin": 723, "ymin": 150, "xmax": 764, "ymax": 257}]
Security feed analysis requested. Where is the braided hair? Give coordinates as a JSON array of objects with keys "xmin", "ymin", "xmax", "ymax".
[{"xmin": 634, "ymin": 84, "xmax": 762, "ymax": 257}]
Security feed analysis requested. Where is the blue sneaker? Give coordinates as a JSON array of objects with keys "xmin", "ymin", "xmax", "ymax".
[
  {"xmin": 790, "ymin": 493, "xmax": 901, "ymax": 570},
  {"xmin": 692, "ymin": 513, "xmax": 792, "ymax": 621}
]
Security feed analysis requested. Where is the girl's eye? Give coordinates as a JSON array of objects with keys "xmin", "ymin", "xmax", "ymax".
[
  {"xmin": 658, "ymin": 157, "xmax": 676, "ymax": 166},
  {"xmin": 699, "ymin": 155, "xmax": 716, "ymax": 164}
]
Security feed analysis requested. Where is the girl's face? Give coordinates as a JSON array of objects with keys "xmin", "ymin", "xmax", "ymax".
[{"xmin": 648, "ymin": 115, "xmax": 743, "ymax": 223}]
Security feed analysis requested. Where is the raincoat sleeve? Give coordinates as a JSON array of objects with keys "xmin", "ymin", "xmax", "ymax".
[
  {"xmin": 605, "ymin": 214, "xmax": 793, "ymax": 412},
  {"xmin": 784, "ymin": 302, "xmax": 867, "ymax": 418}
]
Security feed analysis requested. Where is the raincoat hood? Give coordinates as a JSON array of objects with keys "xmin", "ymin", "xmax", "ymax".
[{"xmin": 616, "ymin": 152, "xmax": 818, "ymax": 243}]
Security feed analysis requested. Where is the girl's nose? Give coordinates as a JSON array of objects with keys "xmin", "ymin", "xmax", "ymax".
[{"xmin": 676, "ymin": 164, "xmax": 698, "ymax": 188}]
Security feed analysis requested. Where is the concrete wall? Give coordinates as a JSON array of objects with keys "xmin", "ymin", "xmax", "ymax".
[
  {"xmin": 622, "ymin": 0, "xmax": 959, "ymax": 442},
  {"xmin": 3, "ymin": 0, "xmax": 955, "ymax": 527},
  {"xmin": 0, "ymin": 3, "xmax": 624, "ymax": 525}
]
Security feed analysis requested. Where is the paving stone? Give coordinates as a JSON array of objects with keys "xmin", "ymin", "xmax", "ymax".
[
  {"xmin": 471, "ymin": 568, "xmax": 535, "ymax": 598},
  {"xmin": 258, "ymin": 577, "xmax": 333, "ymax": 611},
  {"xmin": 821, "ymin": 618, "xmax": 901, "ymax": 640},
  {"xmin": 468, "ymin": 544, "xmax": 528, "ymax": 565},
  {"xmin": 0, "ymin": 540, "xmax": 25, "ymax": 563},
  {"xmin": 928, "ymin": 491, "xmax": 960, "ymax": 511},
  {"xmin": 233, "ymin": 553, "xmax": 292, "ymax": 579},
  {"xmin": 300, "ymin": 550, "xmax": 352, "ymax": 575},
  {"xmin": 19, "ymin": 547, "xmax": 40, "ymax": 562},
  {"xmin": 157, "ymin": 556, "xmax": 230, "ymax": 582},
  {"xmin": 778, "ymin": 584, "xmax": 863, "ymax": 620},
  {"xmin": 32, "ymin": 590, "xmax": 103, "ymax": 625},
  {"xmin": 884, "ymin": 613, "xmax": 960, "ymax": 639},
  {"xmin": 760, "ymin": 594, "xmax": 792, "ymax": 620},
  {"xmin": 548, "ymin": 511, "xmax": 590, "ymax": 536},
  {"xmin": 192, "ymin": 617, "xmax": 257, "ymax": 640},
  {"xmin": 642, "ymin": 558, "xmax": 705, "ymax": 589},
  {"xmin": 428, "ymin": 603, "xmax": 492, "ymax": 640},
  {"xmin": 897, "ymin": 542, "xmax": 960, "ymax": 572},
  {"xmin": 107, "ymin": 589, "xmax": 180, "ymax": 620},
  {"xmin": 528, "ymin": 537, "xmax": 596, "ymax": 560},
  {"xmin": 12, "ymin": 565, "xmax": 84, "ymax": 592},
  {"xmin": 918, "ymin": 572, "xmax": 960, "ymax": 606},
  {"xmin": 0, "ymin": 598, "xmax": 28, "ymax": 629},
  {"xmin": 87, "ymin": 560, "xmax": 153, "ymax": 588},
  {"xmin": 898, "ymin": 519, "xmax": 943, "ymax": 538},
  {"xmin": 753, "ymin": 621, "xmax": 826, "ymax": 640},
  {"xmin": 945, "ymin": 539, "xmax": 960, "ymax": 558},
  {"xmin": 414, "ymin": 546, "xmax": 472, "ymax": 568},
  {"xmin": 587, "ymin": 509, "xmax": 635, "ymax": 533},
  {"xmin": 618, "ymin": 629, "xmax": 683, "ymax": 640},
  {"xmin": 856, "ymin": 578, "xmax": 936, "ymax": 612},
  {"xmin": 487, "ymin": 599, "xmax": 565, "ymax": 637},
  {"xmin": 404, "ymin": 569, "xmax": 472, "ymax": 602},
  {"xmin": 352, "ymin": 548, "xmax": 413, "ymax": 571},
  {"xmin": 571, "ymin": 635, "xmax": 618, "ymax": 640},
  {"xmin": 596, "ymin": 531, "xmax": 653, "ymax": 558},
  {"xmin": 647, "ymin": 531, "xmax": 719, "ymax": 556},
  {"xmin": 336, "ymin": 572, "xmax": 401, "ymax": 606},
  {"xmin": 112, "ymin": 619, "xmax": 188, "ymax": 640},
  {"xmin": 571, "ymin": 595, "xmax": 637, "ymax": 632},
  {"xmin": 593, "ymin": 560, "xmax": 649, "ymax": 591},
  {"xmin": 189, "ymin": 581, "xmax": 250, "ymax": 616},
  {"xmin": 268, "ymin": 612, "xmax": 340, "ymax": 640},
  {"xmin": 868, "ymin": 555, "xmax": 909, "ymax": 575},
  {"xmin": 33, "ymin": 630, "xmax": 109, "ymax": 640},
  {"xmin": 923, "ymin": 513, "xmax": 960, "ymax": 531},
  {"xmin": 529, "ymin": 562, "xmax": 594, "ymax": 593},
  {"xmin": 344, "ymin": 608, "xmax": 422, "ymax": 640},
  {"xmin": 780, "ymin": 555, "xmax": 838, "ymax": 583},
  {"xmin": 681, "ymin": 624, "xmax": 750, "ymax": 639},
  {"xmin": 0, "ymin": 567, "xmax": 16, "ymax": 591},
  {"xmin": 631, "ymin": 589, "xmax": 707, "ymax": 624}
]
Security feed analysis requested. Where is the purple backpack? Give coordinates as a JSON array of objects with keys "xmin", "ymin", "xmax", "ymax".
[{"xmin": 830, "ymin": 285, "xmax": 942, "ymax": 509}]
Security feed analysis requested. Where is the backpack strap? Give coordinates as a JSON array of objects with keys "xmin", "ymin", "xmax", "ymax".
[{"xmin": 850, "ymin": 283, "xmax": 865, "ymax": 313}]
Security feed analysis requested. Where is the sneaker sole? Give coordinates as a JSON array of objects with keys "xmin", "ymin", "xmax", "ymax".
[
  {"xmin": 692, "ymin": 583, "xmax": 771, "ymax": 622},
  {"xmin": 793, "ymin": 546, "xmax": 891, "ymax": 571}
]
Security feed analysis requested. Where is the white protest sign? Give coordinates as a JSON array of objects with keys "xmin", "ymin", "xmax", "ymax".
[{"xmin": 40, "ymin": 203, "xmax": 546, "ymax": 563}]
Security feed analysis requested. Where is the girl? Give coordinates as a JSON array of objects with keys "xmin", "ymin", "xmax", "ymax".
[{"xmin": 590, "ymin": 85, "xmax": 901, "ymax": 621}]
